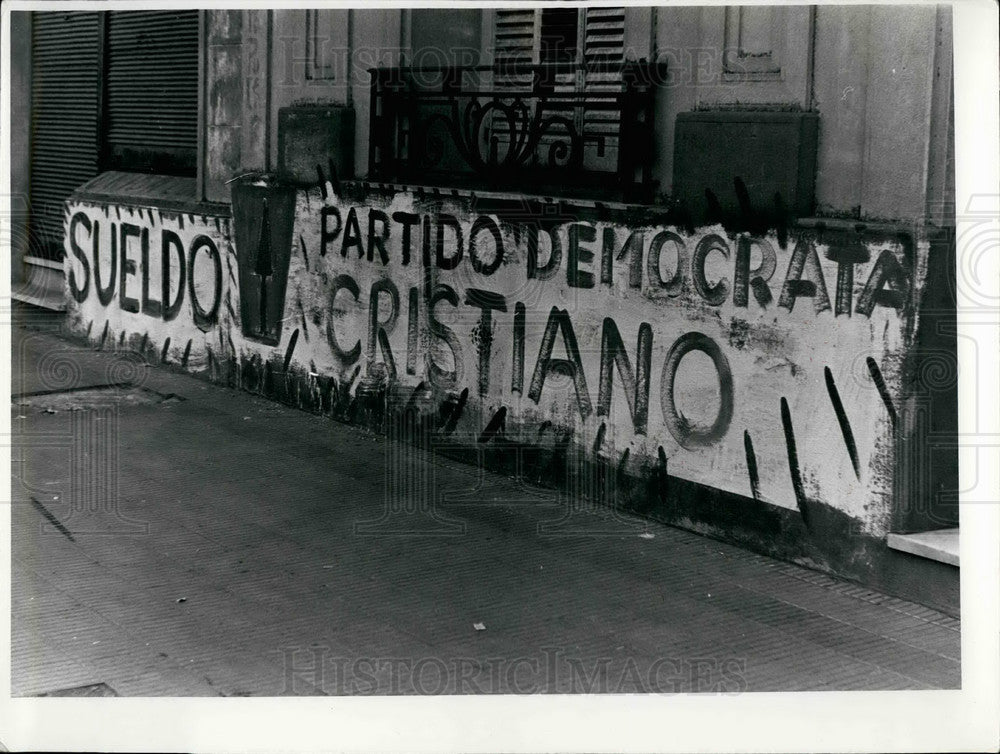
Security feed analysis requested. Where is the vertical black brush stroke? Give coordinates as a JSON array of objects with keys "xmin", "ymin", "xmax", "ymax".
[
  {"xmin": 865, "ymin": 356, "xmax": 898, "ymax": 429},
  {"xmin": 704, "ymin": 188, "xmax": 725, "ymax": 227},
  {"xmin": 743, "ymin": 430, "xmax": 761, "ymax": 501},
  {"xmin": 316, "ymin": 164, "xmax": 328, "ymax": 199},
  {"xmin": 299, "ymin": 235, "xmax": 309, "ymax": 271},
  {"xmin": 780, "ymin": 397, "xmax": 809, "ymax": 526},
  {"xmin": 283, "ymin": 329, "xmax": 299, "ymax": 372},
  {"xmin": 441, "ymin": 387, "xmax": 468, "ymax": 436},
  {"xmin": 653, "ymin": 446, "xmax": 669, "ymax": 506},
  {"xmin": 511, "ymin": 301, "xmax": 526, "ymax": 394},
  {"xmin": 824, "ymin": 366, "xmax": 861, "ymax": 479},
  {"xmin": 593, "ymin": 422, "xmax": 607, "ymax": 454},
  {"xmin": 328, "ymin": 158, "xmax": 340, "ymax": 195},
  {"xmin": 404, "ymin": 380, "xmax": 427, "ymax": 415},
  {"xmin": 181, "ymin": 339, "xmax": 192, "ymax": 368},
  {"xmin": 161, "ymin": 337, "xmax": 171, "ymax": 364},
  {"xmin": 477, "ymin": 406, "xmax": 507, "ymax": 444}
]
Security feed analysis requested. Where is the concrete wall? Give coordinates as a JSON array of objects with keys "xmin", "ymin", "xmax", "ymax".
[
  {"xmin": 813, "ymin": 5, "xmax": 942, "ymax": 222},
  {"xmin": 63, "ymin": 201, "xmax": 232, "ymax": 364},
  {"xmin": 63, "ymin": 179, "xmax": 931, "ymax": 577},
  {"xmin": 202, "ymin": 8, "xmax": 405, "ymax": 196},
  {"xmin": 201, "ymin": 6, "xmax": 951, "ymax": 225},
  {"xmin": 205, "ymin": 10, "xmax": 244, "ymax": 202},
  {"xmin": 649, "ymin": 4, "xmax": 950, "ymax": 223},
  {"xmin": 51, "ymin": 5, "xmax": 954, "ymax": 591}
]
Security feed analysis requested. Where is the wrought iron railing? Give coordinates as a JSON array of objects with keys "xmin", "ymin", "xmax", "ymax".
[{"xmin": 368, "ymin": 61, "xmax": 662, "ymax": 203}]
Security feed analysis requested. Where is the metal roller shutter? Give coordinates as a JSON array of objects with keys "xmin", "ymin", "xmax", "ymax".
[
  {"xmin": 105, "ymin": 10, "xmax": 199, "ymax": 175},
  {"xmin": 28, "ymin": 11, "xmax": 102, "ymax": 257}
]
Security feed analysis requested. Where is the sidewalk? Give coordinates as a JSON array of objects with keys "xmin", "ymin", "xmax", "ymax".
[{"xmin": 10, "ymin": 309, "xmax": 961, "ymax": 696}]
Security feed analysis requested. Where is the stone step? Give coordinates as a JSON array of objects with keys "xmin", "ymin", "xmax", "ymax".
[
  {"xmin": 887, "ymin": 528, "xmax": 959, "ymax": 567},
  {"xmin": 12, "ymin": 255, "xmax": 66, "ymax": 311}
]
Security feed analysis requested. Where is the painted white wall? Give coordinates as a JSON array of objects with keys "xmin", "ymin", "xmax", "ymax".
[
  {"xmin": 651, "ymin": 4, "xmax": 949, "ymax": 223},
  {"xmin": 204, "ymin": 6, "xmax": 950, "ymax": 224},
  {"xmin": 64, "ymin": 187, "xmax": 928, "ymax": 535}
]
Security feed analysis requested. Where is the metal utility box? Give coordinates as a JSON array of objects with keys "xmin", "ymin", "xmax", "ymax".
[
  {"xmin": 672, "ymin": 110, "xmax": 819, "ymax": 222},
  {"xmin": 278, "ymin": 105, "xmax": 355, "ymax": 185}
]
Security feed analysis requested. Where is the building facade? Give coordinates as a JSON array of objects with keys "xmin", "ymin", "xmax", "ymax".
[{"xmin": 11, "ymin": 6, "xmax": 958, "ymax": 612}]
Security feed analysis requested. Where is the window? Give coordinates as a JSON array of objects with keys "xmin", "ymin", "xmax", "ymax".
[
  {"xmin": 369, "ymin": 6, "xmax": 654, "ymax": 201},
  {"xmin": 27, "ymin": 11, "xmax": 200, "ymax": 256},
  {"xmin": 539, "ymin": 8, "xmax": 579, "ymax": 64},
  {"xmin": 490, "ymin": 7, "xmax": 629, "ymax": 179},
  {"xmin": 492, "ymin": 7, "xmax": 625, "ymax": 67}
]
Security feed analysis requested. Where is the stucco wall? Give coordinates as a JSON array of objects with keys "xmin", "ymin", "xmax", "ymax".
[
  {"xmin": 206, "ymin": 10, "xmax": 244, "ymax": 202},
  {"xmin": 64, "ymin": 181, "xmax": 929, "ymax": 561},
  {"xmin": 200, "ymin": 6, "xmax": 951, "ymax": 224},
  {"xmin": 63, "ymin": 201, "xmax": 232, "ymax": 366},
  {"xmin": 812, "ymin": 5, "xmax": 943, "ymax": 222},
  {"xmin": 60, "ymin": 5, "xmax": 951, "ymax": 580},
  {"xmin": 648, "ymin": 5, "xmax": 949, "ymax": 222}
]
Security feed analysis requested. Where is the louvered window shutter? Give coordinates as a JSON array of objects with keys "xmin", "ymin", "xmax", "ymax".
[
  {"xmin": 492, "ymin": 7, "xmax": 539, "ymax": 94},
  {"xmin": 584, "ymin": 7, "xmax": 626, "ymax": 66},
  {"xmin": 105, "ymin": 10, "xmax": 199, "ymax": 175},
  {"xmin": 490, "ymin": 8, "xmax": 626, "ymax": 174},
  {"xmin": 492, "ymin": 8, "xmax": 625, "ymax": 69},
  {"xmin": 493, "ymin": 8, "xmax": 537, "ymax": 61},
  {"xmin": 583, "ymin": 6, "xmax": 626, "ymax": 166},
  {"xmin": 28, "ymin": 12, "xmax": 102, "ymax": 256}
]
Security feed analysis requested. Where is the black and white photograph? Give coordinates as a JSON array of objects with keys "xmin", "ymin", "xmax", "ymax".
[{"xmin": 2, "ymin": 0, "xmax": 998, "ymax": 751}]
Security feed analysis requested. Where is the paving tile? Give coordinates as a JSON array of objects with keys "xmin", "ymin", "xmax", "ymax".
[{"xmin": 11, "ymin": 324, "xmax": 962, "ymax": 695}]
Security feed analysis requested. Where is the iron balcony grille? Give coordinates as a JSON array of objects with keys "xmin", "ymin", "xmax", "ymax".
[{"xmin": 367, "ymin": 61, "xmax": 662, "ymax": 203}]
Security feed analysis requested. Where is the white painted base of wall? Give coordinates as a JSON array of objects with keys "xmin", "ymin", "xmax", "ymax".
[
  {"xmin": 887, "ymin": 529, "xmax": 959, "ymax": 567},
  {"xmin": 12, "ymin": 256, "xmax": 66, "ymax": 312}
]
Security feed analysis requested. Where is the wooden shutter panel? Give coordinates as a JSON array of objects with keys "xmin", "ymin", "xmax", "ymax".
[
  {"xmin": 493, "ymin": 8, "xmax": 537, "ymax": 61},
  {"xmin": 105, "ymin": 10, "xmax": 199, "ymax": 174},
  {"xmin": 28, "ymin": 11, "xmax": 102, "ymax": 256},
  {"xmin": 584, "ymin": 7, "xmax": 625, "ymax": 66},
  {"xmin": 583, "ymin": 7, "xmax": 626, "ymax": 119},
  {"xmin": 492, "ymin": 8, "xmax": 538, "ymax": 92},
  {"xmin": 583, "ymin": 7, "xmax": 626, "ymax": 166},
  {"xmin": 487, "ymin": 8, "xmax": 627, "ymax": 176}
]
